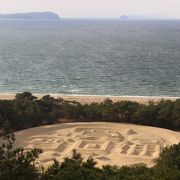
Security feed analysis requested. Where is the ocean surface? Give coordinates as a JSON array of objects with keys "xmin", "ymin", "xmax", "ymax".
[{"xmin": 0, "ymin": 19, "xmax": 180, "ymax": 96}]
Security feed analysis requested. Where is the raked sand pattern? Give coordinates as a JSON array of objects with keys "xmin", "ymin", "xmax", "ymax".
[{"xmin": 15, "ymin": 122, "xmax": 180, "ymax": 168}]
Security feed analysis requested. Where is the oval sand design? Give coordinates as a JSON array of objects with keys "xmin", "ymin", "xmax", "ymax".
[{"xmin": 14, "ymin": 122, "xmax": 180, "ymax": 168}]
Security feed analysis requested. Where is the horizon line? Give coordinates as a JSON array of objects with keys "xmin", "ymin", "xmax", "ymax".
[{"xmin": 0, "ymin": 11, "xmax": 180, "ymax": 20}]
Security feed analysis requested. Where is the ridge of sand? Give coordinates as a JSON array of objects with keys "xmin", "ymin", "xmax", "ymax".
[
  {"xmin": 14, "ymin": 122, "xmax": 180, "ymax": 168},
  {"xmin": 0, "ymin": 93, "xmax": 179, "ymax": 104}
]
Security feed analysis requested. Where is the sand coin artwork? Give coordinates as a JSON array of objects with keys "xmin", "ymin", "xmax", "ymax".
[{"xmin": 15, "ymin": 122, "xmax": 180, "ymax": 167}]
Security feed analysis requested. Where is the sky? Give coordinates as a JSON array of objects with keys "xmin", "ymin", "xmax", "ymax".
[{"xmin": 0, "ymin": 0, "xmax": 180, "ymax": 18}]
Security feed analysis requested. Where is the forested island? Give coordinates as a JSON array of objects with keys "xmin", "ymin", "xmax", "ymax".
[{"xmin": 0, "ymin": 12, "xmax": 60, "ymax": 20}]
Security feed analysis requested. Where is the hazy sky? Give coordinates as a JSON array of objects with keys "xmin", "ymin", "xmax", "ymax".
[{"xmin": 0, "ymin": 0, "xmax": 180, "ymax": 18}]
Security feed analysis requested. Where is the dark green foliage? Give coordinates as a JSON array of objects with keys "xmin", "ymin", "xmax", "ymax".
[
  {"xmin": 154, "ymin": 143, "xmax": 180, "ymax": 180},
  {"xmin": 0, "ymin": 124, "xmax": 42, "ymax": 180},
  {"xmin": 0, "ymin": 92, "xmax": 64, "ymax": 130},
  {"xmin": 0, "ymin": 92, "xmax": 180, "ymax": 131},
  {"xmin": 62, "ymin": 101, "xmax": 84, "ymax": 119},
  {"xmin": 135, "ymin": 103, "xmax": 159, "ymax": 126},
  {"xmin": 41, "ymin": 150, "xmax": 101, "ymax": 180},
  {"xmin": 172, "ymin": 99, "xmax": 180, "ymax": 128},
  {"xmin": 102, "ymin": 165, "xmax": 155, "ymax": 180}
]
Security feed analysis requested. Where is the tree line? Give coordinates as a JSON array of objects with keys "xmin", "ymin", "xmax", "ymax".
[{"xmin": 0, "ymin": 92, "xmax": 180, "ymax": 131}]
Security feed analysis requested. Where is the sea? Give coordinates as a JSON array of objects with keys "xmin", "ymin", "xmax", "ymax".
[{"xmin": 0, "ymin": 19, "xmax": 180, "ymax": 96}]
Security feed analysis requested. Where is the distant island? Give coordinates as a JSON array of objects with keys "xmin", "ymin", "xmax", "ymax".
[
  {"xmin": 120, "ymin": 15, "xmax": 130, "ymax": 20},
  {"xmin": 120, "ymin": 15, "xmax": 171, "ymax": 20},
  {"xmin": 0, "ymin": 12, "xmax": 60, "ymax": 20}
]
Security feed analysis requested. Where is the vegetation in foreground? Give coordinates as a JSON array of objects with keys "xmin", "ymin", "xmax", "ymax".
[
  {"xmin": 0, "ymin": 92, "xmax": 180, "ymax": 131},
  {"xmin": 0, "ymin": 126, "xmax": 180, "ymax": 180}
]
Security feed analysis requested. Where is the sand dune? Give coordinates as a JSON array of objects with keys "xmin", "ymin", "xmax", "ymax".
[{"xmin": 14, "ymin": 122, "xmax": 180, "ymax": 168}]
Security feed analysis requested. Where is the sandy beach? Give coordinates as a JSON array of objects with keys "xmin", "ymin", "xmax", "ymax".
[
  {"xmin": 0, "ymin": 93, "xmax": 179, "ymax": 104},
  {"xmin": 14, "ymin": 122, "xmax": 180, "ymax": 168}
]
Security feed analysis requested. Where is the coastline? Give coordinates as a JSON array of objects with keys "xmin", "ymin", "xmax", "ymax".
[{"xmin": 0, "ymin": 93, "xmax": 179, "ymax": 104}]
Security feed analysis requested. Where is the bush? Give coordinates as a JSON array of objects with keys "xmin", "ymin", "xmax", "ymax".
[
  {"xmin": 0, "ymin": 125, "xmax": 42, "ymax": 180},
  {"xmin": 0, "ymin": 92, "xmax": 180, "ymax": 131}
]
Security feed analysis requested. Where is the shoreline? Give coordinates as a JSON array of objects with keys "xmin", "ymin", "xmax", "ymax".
[{"xmin": 0, "ymin": 93, "xmax": 179, "ymax": 104}]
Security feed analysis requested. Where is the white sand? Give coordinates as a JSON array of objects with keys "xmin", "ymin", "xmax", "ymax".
[
  {"xmin": 14, "ymin": 122, "xmax": 180, "ymax": 168},
  {"xmin": 0, "ymin": 93, "xmax": 179, "ymax": 104}
]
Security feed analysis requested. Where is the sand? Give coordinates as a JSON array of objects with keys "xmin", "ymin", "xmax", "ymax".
[
  {"xmin": 0, "ymin": 93, "xmax": 179, "ymax": 104},
  {"xmin": 14, "ymin": 122, "xmax": 180, "ymax": 168}
]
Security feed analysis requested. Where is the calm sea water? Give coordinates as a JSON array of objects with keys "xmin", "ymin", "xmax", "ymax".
[{"xmin": 0, "ymin": 20, "xmax": 180, "ymax": 96}]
